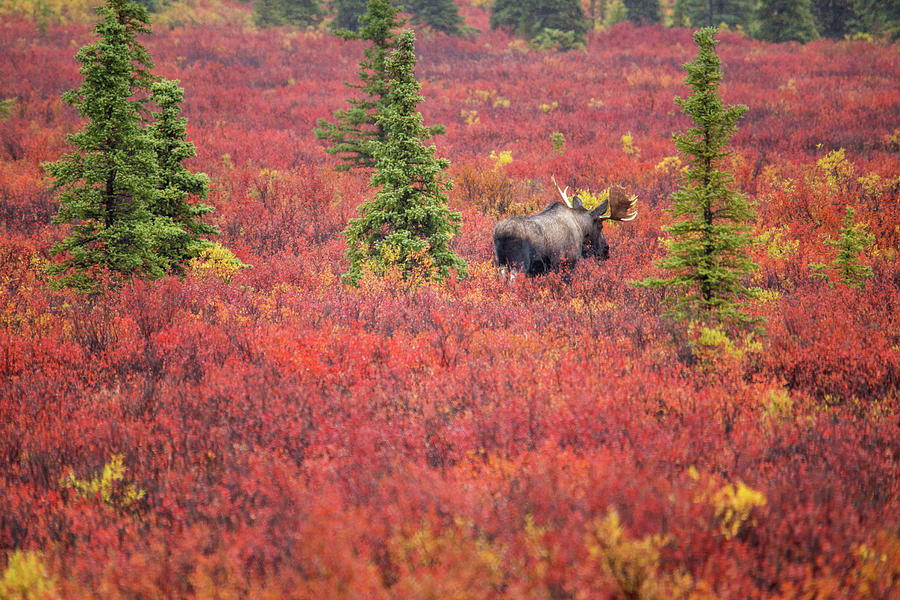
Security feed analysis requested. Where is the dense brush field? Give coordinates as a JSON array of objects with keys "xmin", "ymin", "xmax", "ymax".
[{"xmin": 1, "ymin": 3, "xmax": 900, "ymax": 597}]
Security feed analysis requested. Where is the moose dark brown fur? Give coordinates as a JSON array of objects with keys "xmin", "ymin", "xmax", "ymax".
[{"xmin": 493, "ymin": 183, "xmax": 637, "ymax": 277}]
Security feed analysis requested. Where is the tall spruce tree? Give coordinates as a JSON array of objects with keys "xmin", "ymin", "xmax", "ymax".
[
  {"xmin": 331, "ymin": 0, "xmax": 466, "ymax": 35},
  {"xmin": 343, "ymin": 30, "xmax": 466, "ymax": 285},
  {"xmin": 317, "ymin": 0, "xmax": 443, "ymax": 171},
  {"xmin": 47, "ymin": 0, "xmax": 218, "ymax": 291},
  {"xmin": 147, "ymin": 78, "xmax": 218, "ymax": 274},
  {"xmin": 755, "ymin": 0, "xmax": 818, "ymax": 43},
  {"xmin": 490, "ymin": 0, "xmax": 589, "ymax": 47},
  {"xmin": 45, "ymin": 0, "xmax": 174, "ymax": 290},
  {"xmin": 633, "ymin": 27, "xmax": 757, "ymax": 326}
]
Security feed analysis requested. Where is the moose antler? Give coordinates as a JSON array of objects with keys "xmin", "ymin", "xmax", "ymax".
[
  {"xmin": 551, "ymin": 175, "xmax": 573, "ymax": 208},
  {"xmin": 599, "ymin": 185, "xmax": 638, "ymax": 221}
]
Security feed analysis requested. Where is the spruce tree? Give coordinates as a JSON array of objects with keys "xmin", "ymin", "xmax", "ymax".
[
  {"xmin": 623, "ymin": 0, "xmax": 661, "ymax": 24},
  {"xmin": 810, "ymin": 206, "xmax": 874, "ymax": 288},
  {"xmin": 317, "ymin": 0, "xmax": 444, "ymax": 171},
  {"xmin": 147, "ymin": 78, "xmax": 218, "ymax": 274},
  {"xmin": 331, "ymin": 0, "xmax": 466, "ymax": 35},
  {"xmin": 755, "ymin": 0, "xmax": 818, "ymax": 43},
  {"xmin": 633, "ymin": 27, "xmax": 757, "ymax": 326},
  {"xmin": 490, "ymin": 0, "xmax": 589, "ymax": 48},
  {"xmin": 343, "ymin": 30, "xmax": 466, "ymax": 285},
  {"xmin": 404, "ymin": 0, "xmax": 467, "ymax": 35},
  {"xmin": 45, "ymin": 0, "xmax": 177, "ymax": 291}
]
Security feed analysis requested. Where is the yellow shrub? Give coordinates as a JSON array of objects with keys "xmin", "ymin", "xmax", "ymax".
[
  {"xmin": 886, "ymin": 128, "xmax": 900, "ymax": 151},
  {"xmin": 460, "ymin": 109, "xmax": 480, "ymax": 126},
  {"xmin": 845, "ymin": 31, "xmax": 874, "ymax": 43},
  {"xmin": 466, "ymin": 89, "xmax": 509, "ymax": 108},
  {"xmin": 585, "ymin": 509, "xmax": 695, "ymax": 599},
  {"xmin": 390, "ymin": 518, "xmax": 504, "ymax": 598},
  {"xmin": 189, "ymin": 242, "xmax": 249, "ymax": 283},
  {"xmin": 817, "ymin": 148, "xmax": 854, "ymax": 189},
  {"xmin": 574, "ymin": 187, "xmax": 609, "ymax": 212},
  {"xmin": 0, "ymin": 551, "xmax": 59, "ymax": 600},
  {"xmin": 689, "ymin": 468, "xmax": 768, "ymax": 540},
  {"xmin": 857, "ymin": 172, "xmax": 883, "ymax": 198},
  {"xmin": 757, "ymin": 226, "xmax": 799, "ymax": 260},
  {"xmin": 60, "ymin": 454, "xmax": 146, "ymax": 514},
  {"xmin": 687, "ymin": 323, "xmax": 762, "ymax": 369},
  {"xmin": 655, "ymin": 155, "xmax": 684, "ymax": 175},
  {"xmin": 711, "ymin": 481, "xmax": 767, "ymax": 540},
  {"xmin": 489, "ymin": 149, "xmax": 513, "ymax": 170},
  {"xmin": 763, "ymin": 387, "xmax": 793, "ymax": 423},
  {"xmin": 621, "ymin": 131, "xmax": 640, "ymax": 157},
  {"xmin": 357, "ymin": 243, "xmax": 445, "ymax": 291}
]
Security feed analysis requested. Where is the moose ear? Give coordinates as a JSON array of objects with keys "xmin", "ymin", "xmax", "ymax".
[
  {"xmin": 590, "ymin": 199, "xmax": 610, "ymax": 218},
  {"xmin": 572, "ymin": 196, "xmax": 585, "ymax": 210}
]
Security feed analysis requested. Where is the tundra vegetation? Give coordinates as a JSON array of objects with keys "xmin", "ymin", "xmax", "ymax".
[{"xmin": 1, "ymin": 1, "xmax": 899, "ymax": 598}]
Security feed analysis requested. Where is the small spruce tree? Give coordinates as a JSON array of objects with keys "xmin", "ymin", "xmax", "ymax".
[
  {"xmin": 810, "ymin": 206, "xmax": 874, "ymax": 288},
  {"xmin": 343, "ymin": 30, "xmax": 466, "ymax": 285},
  {"xmin": 633, "ymin": 27, "xmax": 758, "ymax": 326},
  {"xmin": 147, "ymin": 78, "xmax": 218, "ymax": 274},
  {"xmin": 45, "ymin": 0, "xmax": 175, "ymax": 291}
]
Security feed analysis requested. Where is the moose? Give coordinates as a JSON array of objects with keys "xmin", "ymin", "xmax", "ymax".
[{"xmin": 493, "ymin": 178, "xmax": 638, "ymax": 277}]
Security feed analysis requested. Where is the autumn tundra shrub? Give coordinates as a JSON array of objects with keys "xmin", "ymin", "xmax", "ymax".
[{"xmin": 1, "ymin": 8, "xmax": 899, "ymax": 599}]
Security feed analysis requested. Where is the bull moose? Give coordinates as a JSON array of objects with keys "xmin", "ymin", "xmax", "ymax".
[{"xmin": 493, "ymin": 179, "xmax": 637, "ymax": 277}]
